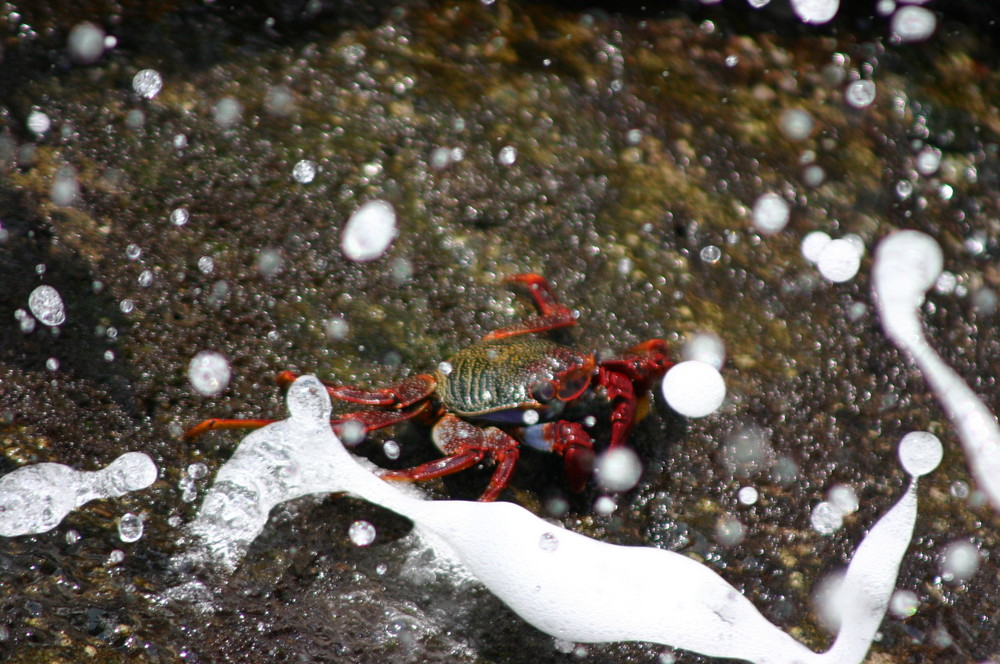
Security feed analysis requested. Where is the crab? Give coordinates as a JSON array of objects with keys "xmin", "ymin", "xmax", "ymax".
[{"xmin": 185, "ymin": 274, "xmax": 672, "ymax": 501}]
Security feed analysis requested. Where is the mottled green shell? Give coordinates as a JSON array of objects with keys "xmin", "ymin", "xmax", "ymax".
[{"xmin": 435, "ymin": 336, "xmax": 589, "ymax": 417}]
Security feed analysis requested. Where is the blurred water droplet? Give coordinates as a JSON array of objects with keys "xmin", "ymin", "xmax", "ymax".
[
  {"xmin": 132, "ymin": 69, "xmax": 163, "ymax": 99},
  {"xmin": 348, "ymin": 520, "xmax": 376, "ymax": 546},
  {"xmin": 188, "ymin": 351, "xmax": 231, "ymax": 396}
]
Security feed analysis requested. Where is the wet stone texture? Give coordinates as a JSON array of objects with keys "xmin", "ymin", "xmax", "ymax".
[{"xmin": 1, "ymin": 1, "xmax": 999, "ymax": 662}]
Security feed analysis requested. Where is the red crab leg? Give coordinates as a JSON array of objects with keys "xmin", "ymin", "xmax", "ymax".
[
  {"xmin": 484, "ymin": 273, "xmax": 577, "ymax": 340},
  {"xmin": 277, "ymin": 371, "xmax": 436, "ymax": 408},
  {"xmin": 184, "ymin": 401, "xmax": 430, "ymax": 442},
  {"xmin": 380, "ymin": 414, "xmax": 520, "ymax": 501},
  {"xmin": 332, "ymin": 401, "xmax": 432, "ymax": 437},
  {"xmin": 184, "ymin": 418, "xmax": 280, "ymax": 440}
]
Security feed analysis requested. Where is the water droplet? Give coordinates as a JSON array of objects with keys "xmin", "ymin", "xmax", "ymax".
[
  {"xmin": 662, "ymin": 361, "xmax": 726, "ymax": 417},
  {"xmin": 778, "ymin": 109, "xmax": 814, "ymax": 141},
  {"xmin": 213, "ymin": 97, "xmax": 242, "ymax": 128},
  {"xmin": 715, "ymin": 515, "xmax": 745, "ymax": 545},
  {"xmin": 68, "ymin": 22, "xmax": 105, "ymax": 64},
  {"xmin": 892, "ymin": 5, "xmax": 936, "ymax": 42},
  {"xmin": 681, "ymin": 332, "xmax": 726, "ymax": 370},
  {"xmin": 117, "ymin": 512, "xmax": 144, "ymax": 542},
  {"xmin": 45, "ymin": 357, "xmax": 59, "ymax": 371},
  {"xmin": 898, "ymin": 431, "xmax": 943, "ymax": 476},
  {"xmin": 348, "ymin": 520, "xmax": 376, "ymax": 546},
  {"xmin": 65, "ymin": 529, "xmax": 81, "ymax": 544},
  {"xmin": 737, "ymin": 486, "xmax": 758, "ymax": 505},
  {"xmin": 188, "ymin": 351, "xmax": 231, "ymax": 396},
  {"xmin": 594, "ymin": 447, "xmax": 642, "ymax": 492},
  {"xmin": 338, "ymin": 419, "xmax": 366, "ymax": 447},
  {"xmin": 170, "ymin": 207, "xmax": 189, "ymax": 226},
  {"xmin": 827, "ymin": 484, "xmax": 858, "ymax": 515},
  {"xmin": 845, "ymin": 80, "xmax": 876, "ymax": 109},
  {"xmin": 915, "ymin": 146, "xmax": 941, "ymax": 176},
  {"xmin": 138, "ymin": 270, "xmax": 154, "ymax": 287},
  {"xmin": 817, "ymin": 238, "xmax": 863, "ymax": 283},
  {"xmin": 27, "ymin": 110, "xmax": 51, "ymax": 137},
  {"xmin": 125, "ymin": 243, "xmax": 142, "ymax": 260},
  {"xmin": 751, "ymin": 193, "xmax": 790, "ymax": 234},
  {"xmin": 119, "ymin": 299, "xmax": 134, "ymax": 314},
  {"xmin": 342, "ymin": 200, "xmax": 397, "ymax": 262},
  {"xmin": 197, "ymin": 256, "xmax": 214, "ymax": 274},
  {"xmin": 889, "ymin": 589, "xmax": 918, "ymax": 618},
  {"xmin": 538, "ymin": 531, "xmax": 559, "ymax": 552},
  {"xmin": 522, "ymin": 409, "xmax": 539, "ymax": 425},
  {"xmin": 50, "ymin": 166, "xmax": 80, "ymax": 206},
  {"xmin": 383, "ymin": 440, "xmax": 400, "ymax": 460},
  {"xmin": 497, "ymin": 145, "xmax": 517, "ymax": 166},
  {"xmin": 699, "ymin": 245, "xmax": 722, "ymax": 263},
  {"xmin": 790, "ymin": 0, "xmax": 838, "ymax": 24},
  {"xmin": 292, "ymin": 160, "xmax": 317, "ymax": 184},
  {"xmin": 810, "ymin": 501, "xmax": 843, "ymax": 535},
  {"xmin": 132, "ymin": 69, "xmax": 163, "ymax": 99},
  {"xmin": 107, "ymin": 549, "xmax": 125, "ymax": 564},
  {"xmin": 939, "ymin": 539, "xmax": 979, "ymax": 582},
  {"xmin": 256, "ymin": 248, "xmax": 282, "ymax": 277},
  {"xmin": 187, "ymin": 462, "xmax": 208, "ymax": 479},
  {"xmin": 28, "ymin": 285, "xmax": 66, "ymax": 326},
  {"xmin": 325, "ymin": 318, "xmax": 349, "ymax": 340}
]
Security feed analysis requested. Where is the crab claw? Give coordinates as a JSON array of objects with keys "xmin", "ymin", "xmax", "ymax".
[{"xmin": 563, "ymin": 445, "xmax": 595, "ymax": 493}]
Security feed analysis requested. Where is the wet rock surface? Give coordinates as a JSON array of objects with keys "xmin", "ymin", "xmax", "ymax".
[{"xmin": 1, "ymin": 1, "xmax": 999, "ymax": 662}]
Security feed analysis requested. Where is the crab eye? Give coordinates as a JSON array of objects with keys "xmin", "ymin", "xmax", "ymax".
[{"xmin": 531, "ymin": 380, "xmax": 555, "ymax": 403}]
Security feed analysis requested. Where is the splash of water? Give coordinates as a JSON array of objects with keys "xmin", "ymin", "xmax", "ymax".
[
  {"xmin": 182, "ymin": 375, "xmax": 934, "ymax": 664},
  {"xmin": 0, "ymin": 452, "xmax": 158, "ymax": 537},
  {"xmin": 873, "ymin": 230, "xmax": 1000, "ymax": 510}
]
